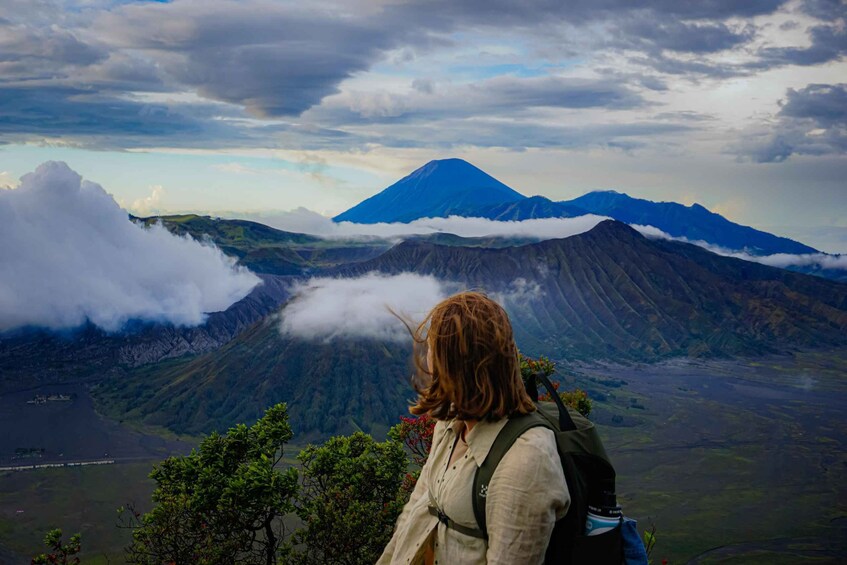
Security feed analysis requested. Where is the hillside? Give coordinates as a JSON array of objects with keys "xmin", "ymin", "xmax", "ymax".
[
  {"xmin": 562, "ymin": 191, "xmax": 817, "ymax": 255},
  {"xmin": 0, "ymin": 274, "xmax": 295, "ymax": 392},
  {"xmin": 94, "ymin": 318, "xmax": 414, "ymax": 440},
  {"xmin": 333, "ymin": 158, "xmax": 525, "ymax": 223},
  {"xmin": 341, "ymin": 220, "xmax": 847, "ymax": 359},
  {"xmin": 463, "ymin": 195, "xmax": 586, "ymax": 221},
  {"xmin": 95, "ymin": 221, "xmax": 847, "ymax": 439},
  {"xmin": 138, "ymin": 214, "xmax": 391, "ymax": 274}
]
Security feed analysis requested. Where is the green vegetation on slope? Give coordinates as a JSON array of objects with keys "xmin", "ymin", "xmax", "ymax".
[
  {"xmin": 136, "ymin": 214, "xmax": 391, "ymax": 274},
  {"xmin": 93, "ymin": 317, "xmax": 414, "ymax": 440},
  {"xmin": 342, "ymin": 221, "xmax": 847, "ymax": 361}
]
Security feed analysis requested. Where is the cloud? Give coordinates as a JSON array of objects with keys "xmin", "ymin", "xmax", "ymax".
[
  {"xmin": 753, "ymin": 23, "xmax": 846, "ymax": 68},
  {"xmin": 731, "ymin": 83, "xmax": 847, "ymax": 162},
  {"xmin": 129, "ymin": 185, "xmax": 166, "ymax": 216},
  {"xmin": 633, "ymin": 224, "xmax": 847, "ymax": 271},
  {"xmin": 242, "ymin": 209, "xmax": 610, "ymax": 241},
  {"xmin": 0, "ymin": 0, "xmax": 792, "ymax": 152},
  {"xmin": 277, "ymin": 270, "xmax": 545, "ymax": 342},
  {"xmin": 0, "ymin": 19, "xmax": 107, "ymax": 79},
  {"xmin": 800, "ymin": 0, "xmax": 844, "ymax": 20},
  {"xmin": 780, "ymin": 83, "xmax": 847, "ymax": 125},
  {"xmin": 278, "ymin": 272, "xmax": 449, "ymax": 342},
  {"xmin": 0, "ymin": 86, "xmax": 251, "ymax": 149},
  {"xmin": 0, "ymin": 170, "xmax": 18, "ymax": 189},
  {"xmin": 94, "ymin": 1, "xmax": 409, "ymax": 118},
  {"xmin": 612, "ymin": 19, "xmax": 755, "ymax": 54},
  {"xmin": 0, "ymin": 161, "xmax": 260, "ymax": 332},
  {"xmin": 241, "ymin": 208, "xmax": 847, "ymax": 272},
  {"xmin": 320, "ymin": 76, "xmax": 647, "ymax": 124},
  {"xmin": 492, "ymin": 277, "xmax": 545, "ymax": 308}
]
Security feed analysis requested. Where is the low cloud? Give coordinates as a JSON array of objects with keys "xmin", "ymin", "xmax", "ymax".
[
  {"xmin": 0, "ymin": 161, "xmax": 260, "ymax": 332},
  {"xmin": 633, "ymin": 224, "xmax": 847, "ymax": 271},
  {"xmin": 278, "ymin": 271, "xmax": 546, "ymax": 342},
  {"xmin": 244, "ymin": 209, "xmax": 610, "ymax": 241},
  {"xmin": 492, "ymin": 277, "xmax": 545, "ymax": 308},
  {"xmin": 279, "ymin": 272, "xmax": 448, "ymax": 342}
]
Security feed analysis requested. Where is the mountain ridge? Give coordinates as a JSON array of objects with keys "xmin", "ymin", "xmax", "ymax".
[
  {"xmin": 561, "ymin": 191, "xmax": 818, "ymax": 256},
  {"xmin": 94, "ymin": 220, "xmax": 847, "ymax": 439},
  {"xmin": 333, "ymin": 158, "xmax": 820, "ymax": 261}
]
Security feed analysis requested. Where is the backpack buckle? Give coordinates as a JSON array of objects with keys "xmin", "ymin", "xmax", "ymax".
[{"xmin": 429, "ymin": 505, "xmax": 450, "ymax": 526}]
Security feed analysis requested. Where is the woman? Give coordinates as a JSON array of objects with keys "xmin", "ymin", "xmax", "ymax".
[{"xmin": 379, "ymin": 291, "xmax": 569, "ymax": 565}]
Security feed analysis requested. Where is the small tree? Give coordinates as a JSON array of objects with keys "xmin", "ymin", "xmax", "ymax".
[
  {"xmin": 519, "ymin": 353, "xmax": 592, "ymax": 417},
  {"xmin": 285, "ymin": 432, "xmax": 408, "ymax": 565},
  {"xmin": 31, "ymin": 529, "xmax": 81, "ymax": 565},
  {"xmin": 389, "ymin": 413, "xmax": 436, "ymax": 495},
  {"xmin": 121, "ymin": 403, "xmax": 298, "ymax": 565}
]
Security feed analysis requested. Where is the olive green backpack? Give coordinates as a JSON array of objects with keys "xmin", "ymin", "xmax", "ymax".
[{"xmin": 471, "ymin": 372, "xmax": 623, "ymax": 564}]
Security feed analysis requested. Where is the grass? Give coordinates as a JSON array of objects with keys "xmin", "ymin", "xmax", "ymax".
[
  {"xmin": 582, "ymin": 353, "xmax": 847, "ymax": 563},
  {"xmin": 0, "ymin": 462, "xmax": 157, "ymax": 563},
  {"xmin": 3, "ymin": 351, "xmax": 846, "ymax": 564}
]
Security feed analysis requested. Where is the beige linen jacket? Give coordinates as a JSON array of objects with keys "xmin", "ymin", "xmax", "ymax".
[{"xmin": 377, "ymin": 416, "xmax": 569, "ymax": 565}]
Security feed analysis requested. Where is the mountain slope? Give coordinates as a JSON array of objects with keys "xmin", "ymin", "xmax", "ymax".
[
  {"xmin": 562, "ymin": 191, "xmax": 817, "ymax": 255},
  {"xmin": 0, "ymin": 274, "xmax": 295, "ymax": 392},
  {"xmin": 333, "ymin": 158, "xmax": 525, "ymax": 223},
  {"xmin": 463, "ymin": 195, "xmax": 586, "ymax": 221},
  {"xmin": 97, "ymin": 221, "xmax": 847, "ymax": 439},
  {"xmin": 341, "ymin": 220, "xmax": 846, "ymax": 360},
  {"xmin": 94, "ymin": 320, "xmax": 413, "ymax": 440},
  {"xmin": 140, "ymin": 214, "xmax": 392, "ymax": 275}
]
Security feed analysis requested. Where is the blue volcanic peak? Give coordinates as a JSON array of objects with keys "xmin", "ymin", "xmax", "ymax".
[
  {"xmin": 333, "ymin": 158, "xmax": 525, "ymax": 224},
  {"xmin": 335, "ymin": 158, "xmax": 818, "ymax": 259},
  {"xmin": 562, "ymin": 191, "xmax": 818, "ymax": 256}
]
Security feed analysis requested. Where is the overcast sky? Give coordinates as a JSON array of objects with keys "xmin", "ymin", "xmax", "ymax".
[{"xmin": 0, "ymin": 0, "xmax": 845, "ymax": 251}]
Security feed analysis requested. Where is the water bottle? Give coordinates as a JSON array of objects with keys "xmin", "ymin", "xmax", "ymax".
[
  {"xmin": 585, "ymin": 505, "xmax": 622, "ymax": 536},
  {"xmin": 585, "ymin": 489, "xmax": 622, "ymax": 536}
]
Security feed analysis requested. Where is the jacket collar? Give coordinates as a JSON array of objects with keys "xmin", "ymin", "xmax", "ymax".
[{"xmin": 444, "ymin": 417, "xmax": 509, "ymax": 467}]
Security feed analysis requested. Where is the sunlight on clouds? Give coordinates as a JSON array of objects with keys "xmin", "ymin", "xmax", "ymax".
[
  {"xmin": 0, "ymin": 162, "xmax": 260, "ymax": 332},
  {"xmin": 129, "ymin": 185, "xmax": 166, "ymax": 216}
]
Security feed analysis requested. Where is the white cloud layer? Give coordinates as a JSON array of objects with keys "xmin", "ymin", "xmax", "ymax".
[
  {"xmin": 252, "ymin": 209, "xmax": 846, "ymax": 272},
  {"xmin": 632, "ymin": 225, "xmax": 847, "ymax": 271},
  {"xmin": 279, "ymin": 272, "xmax": 448, "ymax": 342},
  {"xmin": 0, "ymin": 161, "xmax": 260, "ymax": 332},
  {"xmin": 240, "ymin": 208, "xmax": 610, "ymax": 241}
]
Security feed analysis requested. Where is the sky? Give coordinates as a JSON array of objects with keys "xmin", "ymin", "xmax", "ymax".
[{"xmin": 1, "ymin": 0, "xmax": 845, "ymax": 252}]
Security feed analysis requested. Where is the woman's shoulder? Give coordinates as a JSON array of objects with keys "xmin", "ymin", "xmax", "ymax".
[
  {"xmin": 489, "ymin": 424, "xmax": 568, "ymax": 503},
  {"xmin": 504, "ymin": 425, "xmax": 558, "ymax": 461}
]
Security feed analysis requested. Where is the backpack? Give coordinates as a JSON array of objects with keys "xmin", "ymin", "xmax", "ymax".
[{"xmin": 471, "ymin": 371, "xmax": 624, "ymax": 564}]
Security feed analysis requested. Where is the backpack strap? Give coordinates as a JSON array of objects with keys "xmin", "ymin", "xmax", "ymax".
[
  {"xmin": 472, "ymin": 411, "xmax": 550, "ymax": 538},
  {"xmin": 427, "ymin": 506, "xmax": 487, "ymax": 539},
  {"xmin": 536, "ymin": 372, "xmax": 577, "ymax": 432}
]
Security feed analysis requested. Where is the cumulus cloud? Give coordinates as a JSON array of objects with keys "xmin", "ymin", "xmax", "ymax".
[
  {"xmin": 0, "ymin": 161, "xmax": 260, "ymax": 332},
  {"xmin": 246, "ymin": 208, "xmax": 610, "ymax": 241},
  {"xmin": 279, "ymin": 272, "xmax": 449, "ymax": 342},
  {"xmin": 633, "ymin": 224, "xmax": 847, "ymax": 271},
  {"xmin": 129, "ymin": 185, "xmax": 166, "ymax": 216}
]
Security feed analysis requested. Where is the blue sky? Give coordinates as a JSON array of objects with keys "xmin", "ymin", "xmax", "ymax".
[{"xmin": 1, "ymin": 0, "xmax": 845, "ymax": 251}]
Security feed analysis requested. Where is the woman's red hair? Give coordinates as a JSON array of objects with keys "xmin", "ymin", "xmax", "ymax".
[{"xmin": 408, "ymin": 291, "xmax": 534, "ymax": 421}]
